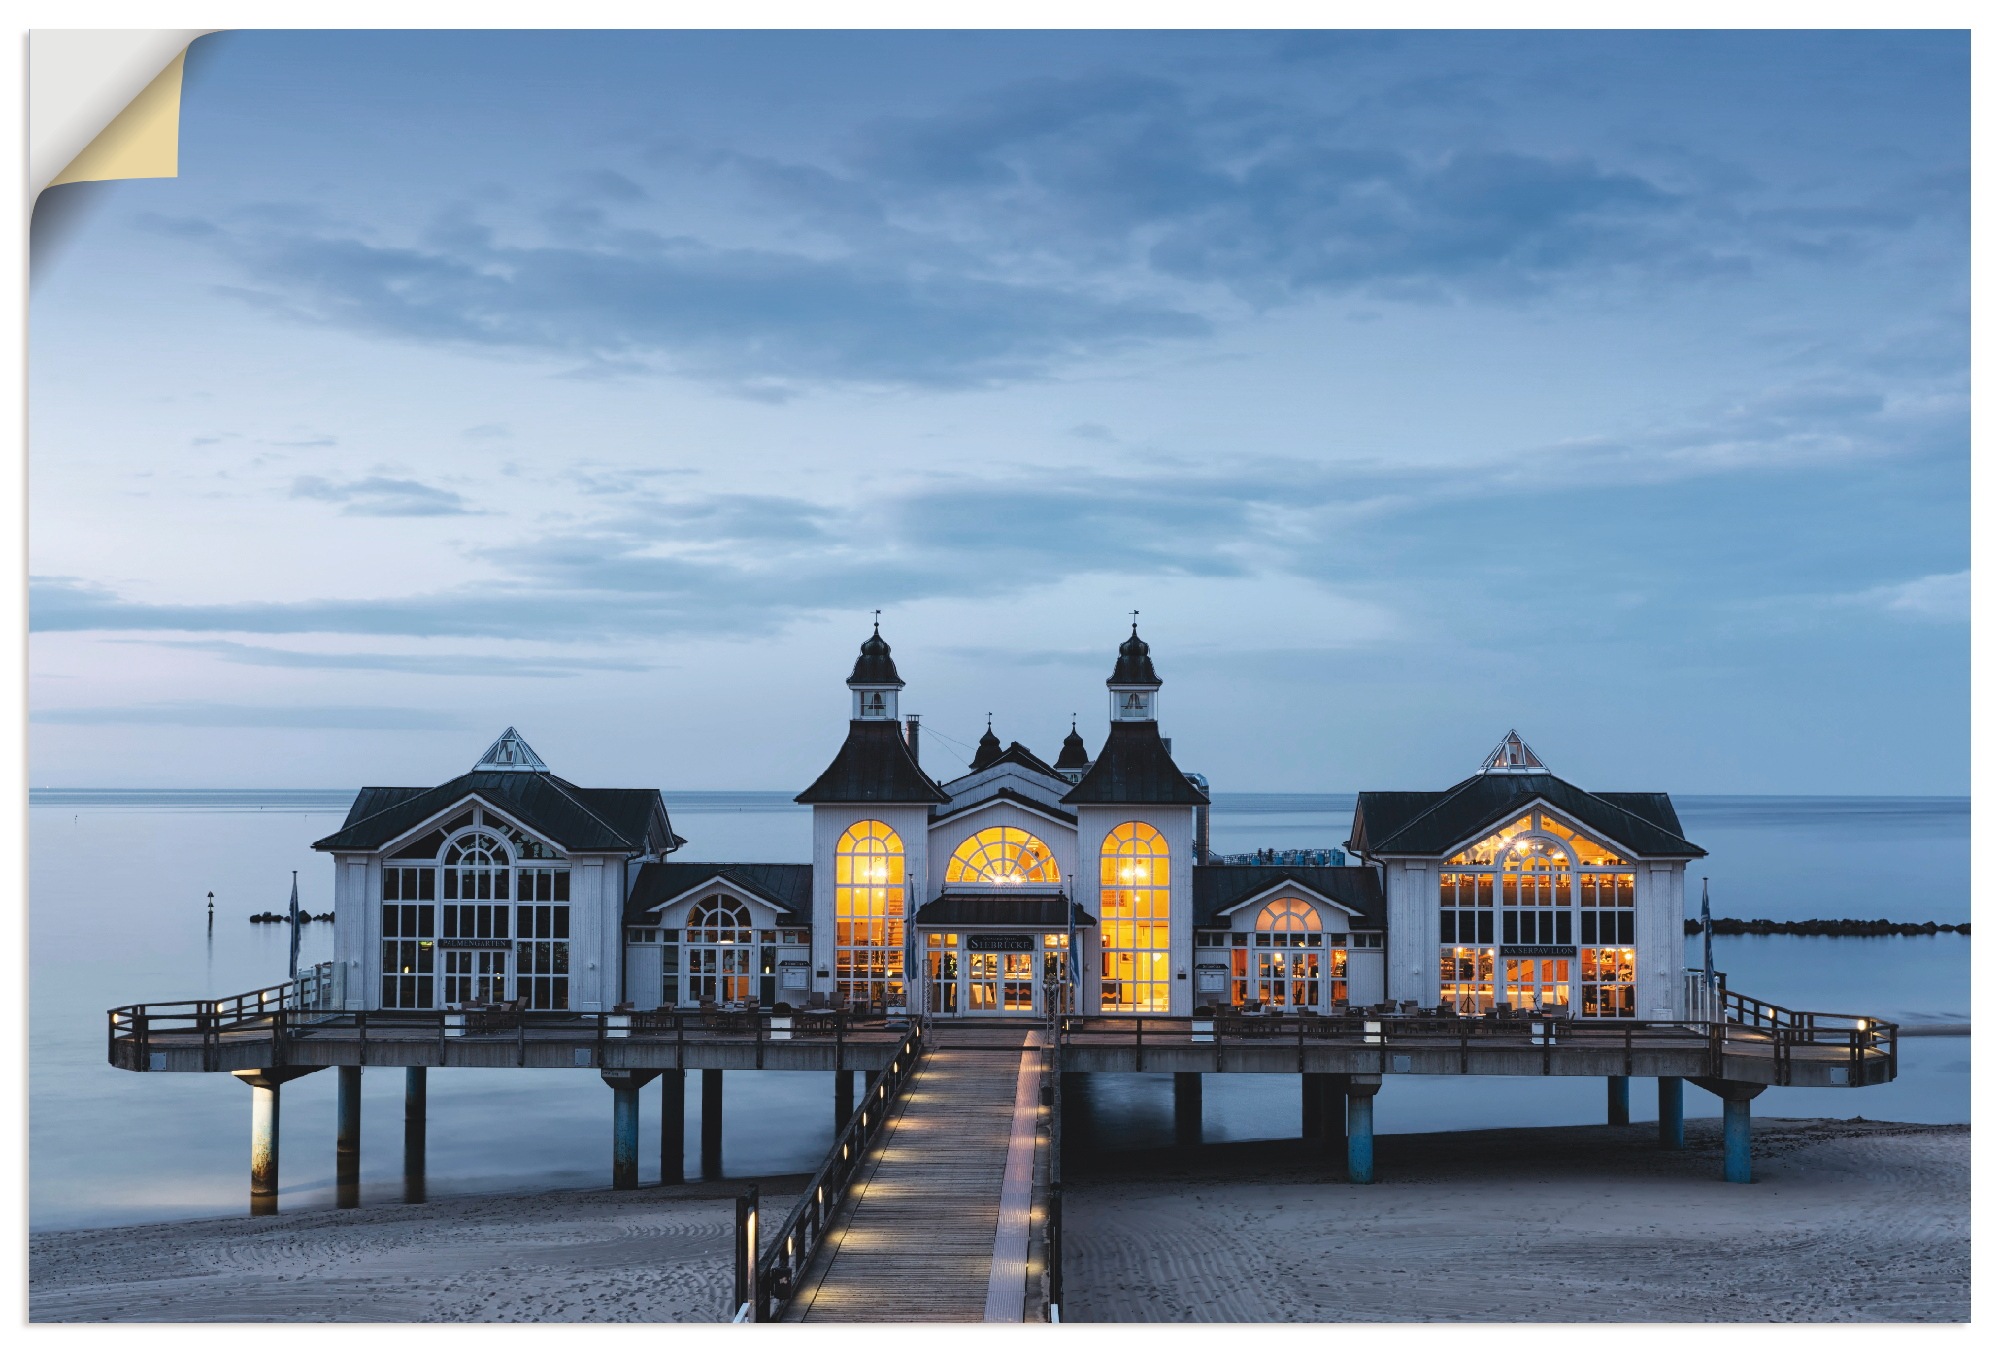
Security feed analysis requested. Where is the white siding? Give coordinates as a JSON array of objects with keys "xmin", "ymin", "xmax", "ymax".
[
  {"xmin": 624, "ymin": 943, "xmax": 664, "ymax": 1010},
  {"xmin": 1639, "ymin": 861, "xmax": 1687, "ymax": 1019},
  {"xmin": 1346, "ymin": 949, "xmax": 1386, "ymax": 1006},
  {"xmin": 335, "ymin": 855, "xmax": 370, "ymax": 1010},
  {"xmin": 1383, "ymin": 859, "xmax": 1434, "ymax": 1005}
]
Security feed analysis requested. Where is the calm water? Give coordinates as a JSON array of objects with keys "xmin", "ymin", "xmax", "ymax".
[{"xmin": 28, "ymin": 791, "xmax": 1970, "ymax": 1231}]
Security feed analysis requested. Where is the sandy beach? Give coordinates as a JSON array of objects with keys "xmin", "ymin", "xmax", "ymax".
[
  {"xmin": 30, "ymin": 1175, "xmax": 803, "ymax": 1323},
  {"xmin": 1064, "ymin": 1117, "xmax": 1970, "ymax": 1322},
  {"xmin": 32, "ymin": 1118, "xmax": 1967, "ymax": 1323}
]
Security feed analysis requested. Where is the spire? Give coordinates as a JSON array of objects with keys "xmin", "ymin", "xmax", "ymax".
[
  {"xmin": 971, "ymin": 715, "xmax": 1003, "ymax": 772},
  {"xmin": 474, "ymin": 727, "xmax": 548, "ymax": 772},
  {"xmin": 1055, "ymin": 716, "xmax": 1090, "ymax": 771},
  {"xmin": 1481, "ymin": 729, "xmax": 1546, "ymax": 774}
]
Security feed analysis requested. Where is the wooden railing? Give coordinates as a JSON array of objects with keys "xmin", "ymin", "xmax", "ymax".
[
  {"xmin": 1044, "ymin": 1006, "xmax": 1066, "ymax": 1323},
  {"xmin": 1716, "ymin": 988, "xmax": 1899, "ymax": 1086},
  {"xmin": 745, "ymin": 1022, "xmax": 927, "ymax": 1321},
  {"xmin": 108, "ymin": 995, "xmax": 895, "ymax": 1072}
]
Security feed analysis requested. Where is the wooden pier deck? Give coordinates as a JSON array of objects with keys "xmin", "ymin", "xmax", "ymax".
[{"xmin": 785, "ymin": 1028, "xmax": 1045, "ymax": 1322}]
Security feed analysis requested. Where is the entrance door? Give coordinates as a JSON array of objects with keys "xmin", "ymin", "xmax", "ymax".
[
  {"xmin": 442, "ymin": 948, "xmax": 509, "ymax": 1005},
  {"xmin": 1504, "ymin": 957, "xmax": 1573, "ymax": 1013},
  {"xmin": 1000, "ymin": 952, "xmax": 1036, "ymax": 1012},
  {"xmin": 966, "ymin": 952, "xmax": 999, "ymax": 1011},
  {"xmin": 1255, "ymin": 950, "xmax": 1321, "ymax": 1011}
]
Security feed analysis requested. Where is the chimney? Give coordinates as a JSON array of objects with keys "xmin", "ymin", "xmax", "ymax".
[
  {"xmin": 905, "ymin": 714, "xmax": 921, "ymax": 764},
  {"xmin": 1163, "ymin": 736, "xmax": 1172, "ymax": 754}
]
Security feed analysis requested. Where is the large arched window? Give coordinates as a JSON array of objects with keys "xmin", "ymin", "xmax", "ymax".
[
  {"xmin": 1099, "ymin": 821, "xmax": 1170, "ymax": 1013},
  {"xmin": 835, "ymin": 821, "xmax": 905, "ymax": 1010},
  {"xmin": 443, "ymin": 830, "xmax": 510, "ymax": 900},
  {"xmin": 945, "ymin": 827, "xmax": 1060, "ymax": 886},
  {"xmin": 685, "ymin": 895, "xmax": 755, "ymax": 1005},
  {"xmin": 1255, "ymin": 898, "xmax": 1322, "ymax": 933}
]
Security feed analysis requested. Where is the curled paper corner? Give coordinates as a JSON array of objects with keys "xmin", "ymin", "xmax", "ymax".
[{"xmin": 31, "ymin": 30, "xmax": 218, "ymax": 197}]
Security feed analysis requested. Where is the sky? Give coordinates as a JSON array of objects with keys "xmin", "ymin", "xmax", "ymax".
[{"xmin": 27, "ymin": 29, "xmax": 1969, "ymax": 795}]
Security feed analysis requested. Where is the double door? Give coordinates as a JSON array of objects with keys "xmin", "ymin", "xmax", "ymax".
[
  {"xmin": 442, "ymin": 946, "xmax": 511, "ymax": 1005},
  {"xmin": 967, "ymin": 950, "xmax": 1038, "ymax": 1013},
  {"xmin": 1503, "ymin": 957, "xmax": 1573, "ymax": 1013}
]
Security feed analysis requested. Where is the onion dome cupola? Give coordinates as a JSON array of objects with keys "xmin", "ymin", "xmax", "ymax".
[
  {"xmin": 847, "ymin": 618, "xmax": 905, "ymax": 721},
  {"xmin": 1107, "ymin": 619, "xmax": 1163, "ymax": 723},
  {"xmin": 970, "ymin": 717, "xmax": 1004, "ymax": 772},
  {"xmin": 1055, "ymin": 718, "xmax": 1090, "ymax": 776}
]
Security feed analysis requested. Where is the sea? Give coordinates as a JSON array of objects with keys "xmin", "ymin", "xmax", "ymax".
[{"xmin": 28, "ymin": 790, "xmax": 1971, "ymax": 1232}]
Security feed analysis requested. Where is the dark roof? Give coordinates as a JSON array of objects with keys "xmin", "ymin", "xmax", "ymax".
[
  {"xmin": 1350, "ymin": 772, "xmax": 1704, "ymax": 859},
  {"xmin": 991, "ymin": 741, "xmax": 1058, "ymax": 777},
  {"xmin": 1055, "ymin": 723, "xmax": 1090, "ymax": 770},
  {"xmin": 625, "ymin": 863, "xmax": 813, "ymax": 926},
  {"xmin": 1108, "ymin": 624, "xmax": 1162, "ymax": 688},
  {"xmin": 1193, "ymin": 865, "xmax": 1386, "ymax": 928},
  {"xmin": 314, "ymin": 773, "xmax": 679, "ymax": 854},
  {"xmin": 970, "ymin": 726, "xmax": 1003, "ymax": 772},
  {"xmin": 933, "ymin": 785, "xmax": 1077, "ymax": 827},
  {"xmin": 913, "ymin": 895, "xmax": 1096, "ymax": 928},
  {"xmin": 1062, "ymin": 720, "xmax": 1208, "ymax": 805},
  {"xmin": 796, "ymin": 719, "xmax": 950, "ymax": 805},
  {"xmin": 847, "ymin": 625, "xmax": 903, "ymax": 687}
]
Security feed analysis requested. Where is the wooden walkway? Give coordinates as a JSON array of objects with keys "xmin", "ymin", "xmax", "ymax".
[{"xmin": 786, "ymin": 1029, "xmax": 1042, "ymax": 1322}]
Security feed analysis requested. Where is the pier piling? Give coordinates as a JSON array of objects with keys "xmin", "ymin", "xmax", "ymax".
[
  {"xmin": 403, "ymin": 1067, "xmax": 427, "ymax": 1203},
  {"xmin": 1300, "ymin": 1073, "xmax": 1322, "ymax": 1139},
  {"xmin": 661, "ymin": 1070, "xmax": 685, "ymax": 1184},
  {"xmin": 1345, "ymin": 1076, "xmax": 1381, "ymax": 1184},
  {"xmin": 1173, "ymin": 1072, "xmax": 1202, "ymax": 1147},
  {"xmin": 701, "ymin": 1069, "xmax": 724, "ymax": 1179},
  {"xmin": 612, "ymin": 1080, "xmax": 640, "ymax": 1190},
  {"xmin": 336, "ymin": 1065, "xmax": 361, "ymax": 1207},
  {"xmin": 1657, "ymin": 1076, "xmax": 1684, "ymax": 1149},
  {"xmin": 835, "ymin": 1068, "xmax": 855, "ymax": 1134},
  {"xmin": 232, "ymin": 1067, "xmax": 317, "ymax": 1215},
  {"xmin": 1606, "ymin": 1075, "xmax": 1630, "ymax": 1126},
  {"xmin": 1695, "ymin": 1077, "xmax": 1764, "ymax": 1183}
]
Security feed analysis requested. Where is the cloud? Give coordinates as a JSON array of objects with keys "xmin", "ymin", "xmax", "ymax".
[
  {"xmin": 1840, "ymin": 570, "xmax": 1970, "ymax": 623},
  {"xmin": 291, "ymin": 475, "xmax": 475, "ymax": 516},
  {"xmin": 31, "ymin": 702, "xmax": 470, "ymax": 730},
  {"xmin": 120, "ymin": 638, "xmax": 656, "ymax": 678}
]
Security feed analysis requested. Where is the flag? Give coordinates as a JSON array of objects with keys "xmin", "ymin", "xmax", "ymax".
[
  {"xmin": 1700, "ymin": 876, "xmax": 1714, "ymax": 987},
  {"xmin": 288, "ymin": 870, "xmax": 301, "ymax": 981}
]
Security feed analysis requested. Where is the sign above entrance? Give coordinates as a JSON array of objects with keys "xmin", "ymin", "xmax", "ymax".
[
  {"xmin": 1499, "ymin": 945, "xmax": 1578, "ymax": 958},
  {"xmin": 438, "ymin": 938, "xmax": 511, "ymax": 952},
  {"xmin": 967, "ymin": 934, "xmax": 1035, "ymax": 952}
]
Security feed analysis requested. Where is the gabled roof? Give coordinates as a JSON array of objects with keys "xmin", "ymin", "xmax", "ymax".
[
  {"xmin": 932, "ymin": 785, "xmax": 1079, "ymax": 828},
  {"xmin": 625, "ymin": 862, "xmax": 813, "ymax": 927},
  {"xmin": 1350, "ymin": 772, "xmax": 1703, "ymax": 859},
  {"xmin": 796, "ymin": 719, "xmax": 950, "ymax": 805},
  {"xmin": 991, "ymin": 741, "xmax": 1058, "ymax": 777},
  {"xmin": 1193, "ymin": 866, "xmax": 1385, "ymax": 928},
  {"xmin": 1061, "ymin": 719, "xmax": 1208, "ymax": 805},
  {"xmin": 314, "ymin": 772, "xmax": 680, "ymax": 855}
]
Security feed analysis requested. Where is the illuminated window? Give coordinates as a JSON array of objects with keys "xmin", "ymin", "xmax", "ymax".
[
  {"xmin": 684, "ymin": 895, "xmax": 755, "ymax": 1005},
  {"xmin": 1440, "ymin": 946, "xmax": 1494, "ymax": 1014},
  {"xmin": 1099, "ymin": 821, "xmax": 1170, "ymax": 1013},
  {"xmin": 836, "ymin": 820, "xmax": 905, "ymax": 1010},
  {"xmin": 1446, "ymin": 816, "xmax": 1533, "ymax": 866},
  {"xmin": 945, "ymin": 827, "xmax": 1060, "ymax": 886},
  {"xmin": 1255, "ymin": 897, "xmax": 1322, "ymax": 934},
  {"xmin": 1581, "ymin": 947, "xmax": 1637, "ymax": 1016},
  {"xmin": 1535, "ymin": 815, "xmax": 1630, "ymax": 866},
  {"xmin": 1504, "ymin": 957, "xmax": 1572, "ymax": 1013},
  {"xmin": 1501, "ymin": 841, "xmax": 1572, "ymax": 946}
]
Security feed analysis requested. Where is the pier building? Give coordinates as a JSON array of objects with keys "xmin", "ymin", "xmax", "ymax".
[{"xmin": 102, "ymin": 618, "xmax": 1901, "ymax": 1277}]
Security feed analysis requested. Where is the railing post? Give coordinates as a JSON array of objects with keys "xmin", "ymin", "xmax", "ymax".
[{"xmin": 356, "ymin": 1008, "xmax": 368, "ymax": 1066}]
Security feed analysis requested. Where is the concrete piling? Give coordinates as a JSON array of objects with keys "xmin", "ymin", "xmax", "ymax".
[
  {"xmin": 1345, "ymin": 1076, "xmax": 1381, "ymax": 1184},
  {"xmin": 336, "ymin": 1065, "xmax": 362, "ymax": 1207},
  {"xmin": 1657, "ymin": 1076, "xmax": 1684, "ymax": 1150},
  {"xmin": 835, "ymin": 1068, "xmax": 855, "ymax": 1134},
  {"xmin": 404, "ymin": 1067, "xmax": 427, "ymax": 1203},
  {"xmin": 1606, "ymin": 1075, "xmax": 1630, "ymax": 1126},
  {"xmin": 661, "ymin": 1070, "xmax": 685, "ymax": 1184},
  {"xmin": 1695, "ymin": 1077, "xmax": 1764, "ymax": 1183},
  {"xmin": 1173, "ymin": 1072, "xmax": 1203, "ymax": 1147},
  {"xmin": 612, "ymin": 1081, "xmax": 641, "ymax": 1190},
  {"xmin": 701, "ymin": 1069, "xmax": 724, "ymax": 1179},
  {"xmin": 249, "ymin": 1080, "xmax": 281, "ymax": 1212}
]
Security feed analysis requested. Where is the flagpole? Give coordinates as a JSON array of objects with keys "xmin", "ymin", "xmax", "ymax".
[
  {"xmin": 288, "ymin": 870, "xmax": 301, "ymax": 981},
  {"xmin": 1700, "ymin": 876, "xmax": 1714, "ymax": 987}
]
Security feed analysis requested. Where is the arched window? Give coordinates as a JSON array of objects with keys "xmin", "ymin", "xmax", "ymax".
[
  {"xmin": 685, "ymin": 895, "xmax": 755, "ymax": 1005},
  {"xmin": 443, "ymin": 830, "xmax": 511, "ymax": 900},
  {"xmin": 945, "ymin": 827, "xmax": 1061, "ymax": 886},
  {"xmin": 836, "ymin": 821, "xmax": 905, "ymax": 1010},
  {"xmin": 1099, "ymin": 821, "xmax": 1170, "ymax": 1013},
  {"xmin": 1256, "ymin": 898, "xmax": 1322, "ymax": 933}
]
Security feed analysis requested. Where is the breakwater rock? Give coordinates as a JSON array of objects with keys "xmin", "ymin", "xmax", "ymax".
[{"xmin": 1685, "ymin": 917, "xmax": 1969, "ymax": 936}]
